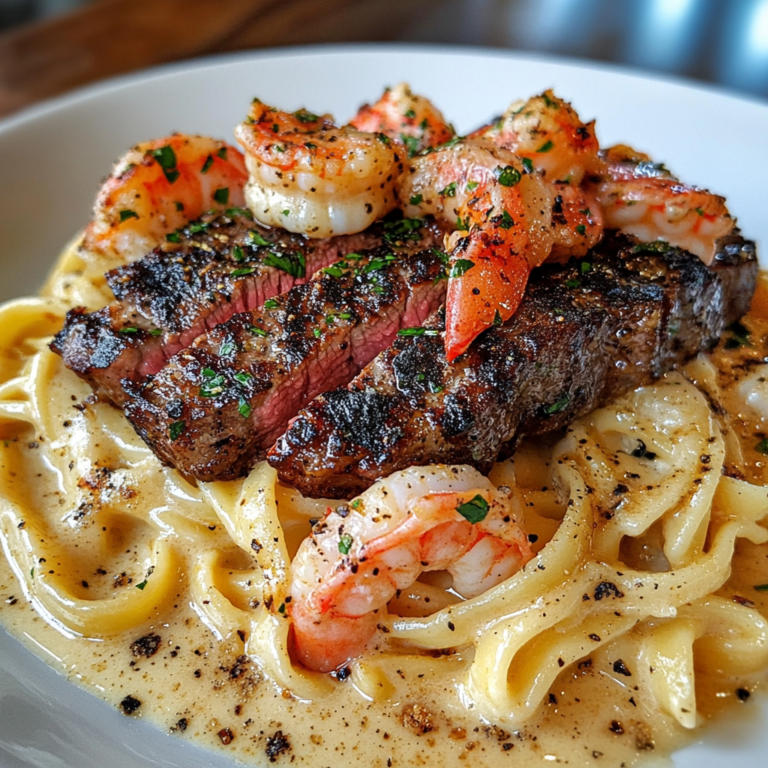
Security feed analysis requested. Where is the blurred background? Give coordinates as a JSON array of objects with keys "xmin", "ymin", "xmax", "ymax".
[{"xmin": 1, "ymin": 0, "xmax": 767, "ymax": 118}]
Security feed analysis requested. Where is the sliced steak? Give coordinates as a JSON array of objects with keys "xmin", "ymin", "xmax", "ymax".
[
  {"xmin": 123, "ymin": 242, "xmax": 449, "ymax": 480},
  {"xmin": 51, "ymin": 212, "xmax": 435, "ymax": 406},
  {"xmin": 268, "ymin": 232, "xmax": 758, "ymax": 498}
]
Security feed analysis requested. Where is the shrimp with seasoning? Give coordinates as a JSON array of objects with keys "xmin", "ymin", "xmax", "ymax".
[
  {"xmin": 290, "ymin": 465, "xmax": 533, "ymax": 673},
  {"xmin": 588, "ymin": 144, "xmax": 735, "ymax": 265},
  {"xmin": 349, "ymin": 82, "xmax": 455, "ymax": 157},
  {"xmin": 399, "ymin": 137, "xmax": 602, "ymax": 361},
  {"xmin": 235, "ymin": 99, "xmax": 404, "ymax": 238},
  {"xmin": 82, "ymin": 134, "xmax": 248, "ymax": 262}
]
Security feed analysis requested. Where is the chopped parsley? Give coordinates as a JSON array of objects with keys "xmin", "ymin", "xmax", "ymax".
[
  {"xmin": 294, "ymin": 109, "xmax": 319, "ymax": 123},
  {"xmin": 576, "ymin": 224, "xmax": 586, "ymax": 235},
  {"xmin": 456, "ymin": 215, "xmax": 471, "ymax": 231},
  {"xmin": 382, "ymin": 217, "xmax": 423, "ymax": 244},
  {"xmin": 281, "ymin": 209, "xmax": 289, "ymax": 216},
  {"xmin": 247, "ymin": 230, "xmax": 271, "ymax": 247},
  {"xmin": 449, "ymin": 259, "xmax": 475, "ymax": 278},
  {"xmin": 119, "ymin": 326, "xmax": 138, "ymax": 334},
  {"xmin": 263, "ymin": 298, "xmax": 279, "ymax": 309},
  {"xmin": 234, "ymin": 371, "xmax": 253, "ymax": 386},
  {"xmin": 440, "ymin": 182, "xmax": 457, "ymax": 198},
  {"xmin": 580, "ymin": 261, "xmax": 592, "ymax": 274},
  {"xmin": 217, "ymin": 147, "xmax": 228, "ymax": 160},
  {"xmin": 404, "ymin": 108, "xmax": 416, "ymax": 119},
  {"xmin": 493, "ymin": 309, "xmax": 503, "ymax": 326},
  {"xmin": 496, "ymin": 210, "xmax": 514, "ymax": 229},
  {"xmin": 119, "ymin": 209, "xmax": 139, "ymax": 222},
  {"xmin": 521, "ymin": 157, "xmax": 534, "ymax": 173},
  {"xmin": 495, "ymin": 165, "xmax": 521, "ymax": 187},
  {"xmin": 238, "ymin": 398, "xmax": 252, "ymax": 419},
  {"xmin": 397, "ymin": 327, "xmax": 440, "ymax": 337},
  {"xmin": 220, "ymin": 342, "xmax": 235, "ymax": 356},
  {"xmin": 545, "ymin": 395, "xmax": 570, "ymax": 415},
  {"xmin": 166, "ymin": 232, "xmax": 181, "ymax": 243},
  {"xmin": 225, "ymin": 207, "xmax": 252, "ymax": 218},
  {"xmin": 249, "ymin": 326, "xmax": 268, "ymax": 337},
  {"xmin": 135, "ymin": 579, "xmax": 148, "ymax": 591},
  {"xmin": 149, "ymin": 328, "xmax": 162, "ymax": 337},
  {"xmin": 338, "ymin": 533, "xmax": 353, "ymax": 555},
  {"xmin": 231, "ymin": 266, "xmax": 256, "ymax": 277},
  {"xmin": 695, "ymin": 207, "xmax": 704, "ymax": 216},
  {"xmin": 564, "ymin": 278, "xmax": 580, "ymax": 288},
  {"xmin": 350, "ymin": 499, "xmax": 362, "ymax": 510},
  {"xmin": 213, "ymin": 187, "xmax": 230, "ymax": 205},
  {"xmin": 175, "ymin": 201, "xmax": 184, "ymax": 212},
  {"xmin": 724, "ymin": 320, "xmax": 752, "ymax": 350},
  {"xmin": 200, "ymin": 368, "xmax": 226, "ymax": 397},
  {"xmin": 400, "ymin": 134, "xmax": 420, "ymax": 157},
  {"xmin": 232, "ymin": 245, "xmax": 245, "ymax": 262},
  {"xmin": 150, "ymin": 145, "xmax": 179, "ymax": 183},
  {"xmin": 754, "ymin": 584, "xmax": 768, "ymax": 591},
  {"xmin": 466, "ymin": 180, "xmax": 479, "ymax": 191},
  {"xmin": 409, "ymin": 193, "xmax": 423, "ymax": 206},
  {"xmin": 313, "ymin": 328, "xmax": 322, "ymax": 338},
  {"xmin": 200, "ymin": 154, "xmax": 214, "ymax": 174},
  {"xmin": 263, "ymin": 250, "xmax": 306, "ymax": 278},
  {"xmin": 631, "ymin": 240, "xmax": 672, "ymax": 254},
  {"xmin": 536, "ymin": 140, "xmax": 554, "ymax": 153},
  {"xmin": 755, "ymin": 438, "xmax": 768, "ymax": 456},
  {"xmin": 456, "ymin": 495, "xmax": 489, "ymax": 524},
  {"xmin": 323, "ymin": 265, "xmax": 345, "ymax": 279},
  {"xmin": 169, "ymin": 420, "xmax": 185, "ymax": 441}
]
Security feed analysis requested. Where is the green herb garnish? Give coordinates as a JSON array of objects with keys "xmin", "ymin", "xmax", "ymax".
[
  {"xmin": 213, "ymin": 187, "xmax": 230, "ymax": 205},
  {"xmin": 338, "ymin": 534, "xmax": 353, "ymax": 555},
  {"xmin": 449, "ymin": 259, "xmax": 475, "ymax": 278},
  {"xmin": 536, "ymin": 140, "xmax": 554, "ymax": 153},
  {"xmin": 545, "ymin": 395, "xmax": 570, "ymax": 415},
  {"xmin": 169, "ymin": 420, "xmax": 185, "ymax": 441},
  {"xmin": 263, "ymin": 251, "xmax": 306, "ymax": 278},
  {"xmin": 200, "ymin": 154, "xmax": 214, "ymax": 174},
  {"xmin": 456, "ymin": 495, "xmax": 489, "ymax": 523},
  {"xmin": 495, "ymin": 165, "xmax": 521, "ymax": 187},
  {"xmin": 119, "ymin": 209, "xmax": 138, "ymax": 222},
  {"xmin": 238, "ymin": 398, "xmax": 252, "ymax": 419}
]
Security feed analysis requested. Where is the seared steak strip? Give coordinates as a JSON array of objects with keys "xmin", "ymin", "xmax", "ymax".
[
  {"xmin": 268, "ymin": 233, "xmax": 758, "ymax": 498},
  {"xmin": 123, "ymin": 241, "xmax": 449, "ymax": 480},
  {"xmin": 50, "ymin": 211, "xmax": 428, "ymax": 406}
]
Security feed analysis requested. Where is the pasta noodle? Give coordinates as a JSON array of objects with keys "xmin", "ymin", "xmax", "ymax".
[{"xmin": 1, "ymin": 238, "xmax": 767, "ymax": 767}]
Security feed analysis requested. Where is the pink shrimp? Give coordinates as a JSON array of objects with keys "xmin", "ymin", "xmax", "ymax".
[
  {"xmin": 588, "ymin": 144, "xmax": 736, "ymax": 265},
  {"xmin": 399, "ymin": 137, "xmax": 602, "ymax": 360},
  {"xmin": 349, "ymin": 82, "xmax": 455, "ymax": 157},
  {"xmin": 471, "ymin": 89, "xmax": 601, "ymax": 185},
  {"xmin": 82, "ymin": 134, "xmax": 248, "ymax": 262},
  {"xmin": 235, "ymin": 99, "xmax": 403, "ymax": 238},
  {"xmin": 290, "ymin": 465, "xmax": 533, "ymax": 673}
]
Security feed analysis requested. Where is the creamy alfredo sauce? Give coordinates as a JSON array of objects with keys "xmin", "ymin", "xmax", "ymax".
[{"xmin": 1, "ymin": 284, "xmax": 768, "ymax": 768}]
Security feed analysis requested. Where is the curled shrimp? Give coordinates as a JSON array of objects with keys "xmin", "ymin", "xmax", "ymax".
[
  {"xmin": 349, "ymin": 82, "xmax": 455, "ymax": 157},
  {"xmin": 235, "ymin": 99, "xmax": 403, "ymax": 238},
  {"xmin": 472, "ymin": 89, "xmax": 601, "ymax": 185},
  {"xmin": 291, "ymin": 465, "xmax": 533, "ymax": 672},
  {"xmin": 589, "ymin": 145, "xmax": 735, "ymax": 265},
  {"xmin": 399, "ymin": 138, "xmax": 602, "ymax": 360},
  {"xmin": 82, "ymin": 134, "xmax": 248, "ymax": 262}
]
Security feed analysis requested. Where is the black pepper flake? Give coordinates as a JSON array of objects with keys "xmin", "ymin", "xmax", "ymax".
[
  {"xmin": 251, "ymin": 539, "xmax": 263, "ymax": 553},
  {"xmin": 548, "ymin": 693, "xmax": 558, "ymax": 704},
  {"xmin": 120, "ymin": 695, "xmax": 142, "ymax": 715},
  {"xmin": 613, "ymin": 659, "xmax": 632, "ymax": 676},
  {"xmin": 594, "ymin": 582, "xmax": 624, "ymax": 601},
  {"xmin": 130, "ymin": 633, "xmax": 162, "ymax": 658},
  {"xmin": 502, "ymin": 743, "xmax": 514, "ymax": 751},
  {"xmin": 528, "ymin": 533, "xmax": 538, "ymax": 543},
  {"xmin": 609, "ymin": 720, "xmax": 624, "ymax": 734},
  {"xmin": 589, "ymin": 633, "xmax": 601, "ymax": 642},
  {"xmin": 612, "ymin": 483, "xmax": 629, "ymax": 495},
  {"xmin": 218, "ymin": 727, "xmax": 234, "ymax": 745},
  {"xmin": 447, "ymin": 621, "xmax": 456, "ymax": 631},
  {"xmin": 176, "ymin": 717, "xmax": 188, "ymax": 732},
  {"xmin": 736, "ymin": 688, "xmax": 751, "ymax": 702},
  {"xmin": 335, "ymin": 666, "xmax": 352, "ymax": 681},
  {"xmin": 266, "ymin": 730, "xmax": 291, "ymax": 762}
]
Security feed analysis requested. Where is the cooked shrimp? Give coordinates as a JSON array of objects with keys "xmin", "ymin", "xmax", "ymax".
[
  {"xmin": 291, "ymin": 465, "xmax": 533, "ymax": 672},
  {"xmin": 589, "ymin": 144, "xmax": 735, "ymax": 265},
  {"xmin": 82, "ymin": 134, "xmax": 248, "ymax": 262},
  {"xmin": 349, "ymin": 82, "xmax": 455, "ymax": 157},
  {"xmin": 235, "ymin": 99, "xmax": 403, "ymax": 238},
  {"xmin": 399, "ymin": 138, "xmax": 602, "ymax": 360},
  {"xmin": 472, "ymin": 89, "xmax": 600, "ymax": 185}
]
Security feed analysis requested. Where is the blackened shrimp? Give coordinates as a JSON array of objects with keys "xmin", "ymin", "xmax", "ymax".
[
  {"xmin": 399, "ymin": 138, "xmax": 602, "ymax": 360},
  {"xmin": 349, "ymin": 82, "xmax": 455, "ymax": 157},
  {"xmin": 589, "ymin": 144, "xmax": 736, "ymax": 265},
  {"xmin": 290, "ymin": 465, "xmax": 532, "ymax": 672},
  {"xmin": 82, "ymin": 134, "xmax": 248, "ymax": 262},
  {"xmin": 235, "ymin": 99, "xmax": 403, "ymax": 238}
]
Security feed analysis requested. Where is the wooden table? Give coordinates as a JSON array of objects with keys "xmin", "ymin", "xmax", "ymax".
[{"xmin": 0, "ymin": 0, "xmax": 441, "ymax": 118}]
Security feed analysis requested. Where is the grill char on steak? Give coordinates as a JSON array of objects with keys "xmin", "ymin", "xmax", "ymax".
[
  {"xmin": 123, "ymin": 240, "xmax": 448, "ymax": 481},
  {"xmin": 49, "ymin": 211, "xmax": 398, "ymax": 406},
  {"xmin": 268, "ymin": 233, "xmax": 758, "ymax": 499}
]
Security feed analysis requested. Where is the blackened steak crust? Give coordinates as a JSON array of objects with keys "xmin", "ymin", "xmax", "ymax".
[
  {"xmin": 268, "ymin": 233, "xmax": 758, "ymax": 499},
  {"xmin": 124, "ymin": 243, "xmax": 448, "ymax": 481},
  {"xmin": 50, "ymin": 211, "xmax": 418, "ymax": 406}
]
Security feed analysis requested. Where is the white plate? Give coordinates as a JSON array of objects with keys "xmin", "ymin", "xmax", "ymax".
[{"xmin": 0, "ymin": 44, "xmax": 767, "ymax": 767}]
